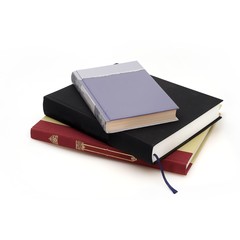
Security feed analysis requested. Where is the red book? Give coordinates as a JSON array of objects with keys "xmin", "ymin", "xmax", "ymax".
[{"xmin": 30, "ymin": 116, "xmax": 211, "ymax": 175}]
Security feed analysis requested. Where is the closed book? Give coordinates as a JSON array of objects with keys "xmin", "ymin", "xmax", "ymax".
[
  {"xmin": 43, "ymin": 75, "xmax": 222, "ymax": 164},
  {"xmin": 31, "ymin": 116, "xmax": 211, "ymax": 175},
  {"xmin": 72, "ymin": 61, "xmax": 179, "ymax": 133}
]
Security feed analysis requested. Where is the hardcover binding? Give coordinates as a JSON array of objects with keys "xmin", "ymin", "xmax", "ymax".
[
  {"xmin": 30, "ymin": 117, "xmax": 211, "ymax": 175},
  {"xmin": 71, "ymin": 62, "xmax": 179, "ymax": 133}
]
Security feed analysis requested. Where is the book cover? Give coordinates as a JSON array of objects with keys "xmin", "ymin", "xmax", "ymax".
[
  {"xmin": 72, "ymin": 61, "xmax": 179, "ymax": 133},
  {"xmin": 43, "ymin": 76, "xmax": 222, "ymax": 164},
  {"xmin": 31, "ymin": 116, "xmax": 211, "ymax": 175}
]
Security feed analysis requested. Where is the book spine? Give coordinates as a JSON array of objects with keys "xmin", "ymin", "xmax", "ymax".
[
  {"xmin": 71, "ymin": 72, "xmax": 108, "ymax": 132},
  {"xmin": 30, "ymin": 120, "xmax": 188, "ymax": 175},
  {"xmin": 43, "ymin": 94, "xmax": 109, "ymax": 142},
  {"xmin": 30, "ymin": 122, "xmax": 138, "ymax": 163}
]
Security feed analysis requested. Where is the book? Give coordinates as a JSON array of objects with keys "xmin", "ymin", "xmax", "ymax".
[
  {"xmin": 43, "ymin": 75, "xmax": 222, "ymax": 164},
  {"xmin": 31, "ymin": 116, "xmax": 212, "ymax": 175},
  {"xmin": 71, "ymin": 61, "xmax": 179, "ymax": 133}
]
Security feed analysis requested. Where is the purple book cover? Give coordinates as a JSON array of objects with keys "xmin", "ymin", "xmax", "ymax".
[{"xmin": 72, "ymin": 61, "xmax": 179, "ymax": 132}]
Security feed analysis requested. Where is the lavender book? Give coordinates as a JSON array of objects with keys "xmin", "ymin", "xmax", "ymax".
[{"xmin": 71, "ymin": 61, "xmax": 179, "ymax": 133}]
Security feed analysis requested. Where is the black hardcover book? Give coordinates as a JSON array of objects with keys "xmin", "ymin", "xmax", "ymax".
[{"xmin": 43, "ymin": 76, "xmax": 222, "ymax": 164}]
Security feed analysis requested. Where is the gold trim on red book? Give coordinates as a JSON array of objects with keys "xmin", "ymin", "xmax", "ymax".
[
  {"xmin": 49, "ymin": 135, "xmax": 59, "ymax": 145},
  {"xmin": 75, "ymin": 140, "xmax": 137, "ymax": 162}
]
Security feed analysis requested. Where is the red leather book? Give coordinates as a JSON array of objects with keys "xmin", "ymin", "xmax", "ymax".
[{"xmin": 30, "ymin": 116, "xmax": 211, "ymax": 175}]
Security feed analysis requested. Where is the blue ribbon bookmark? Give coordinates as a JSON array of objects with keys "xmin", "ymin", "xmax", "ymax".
[{"xmin": 153, "ymin": 154, "xmax": 178, "ymax": 194}]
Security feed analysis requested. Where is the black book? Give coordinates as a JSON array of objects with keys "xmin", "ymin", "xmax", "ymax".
[{"xmin": 43, "ymin": 76, "xmax": 222, "ymax": 164}]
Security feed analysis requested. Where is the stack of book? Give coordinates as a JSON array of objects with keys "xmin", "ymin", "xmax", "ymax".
[{"xmin": 31, "ymin": 61, "xmax": 223, "ymax": 193}]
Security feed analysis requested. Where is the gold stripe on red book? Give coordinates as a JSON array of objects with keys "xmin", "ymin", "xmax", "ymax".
[{"xmin": 30, "ymin": 116, "xmax": 211, "ymax": 175}]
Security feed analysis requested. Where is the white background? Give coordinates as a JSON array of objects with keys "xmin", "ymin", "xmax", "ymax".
[{"xmin": 0, "ymin": 1, "xmax": 239, "ymax": 239}]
